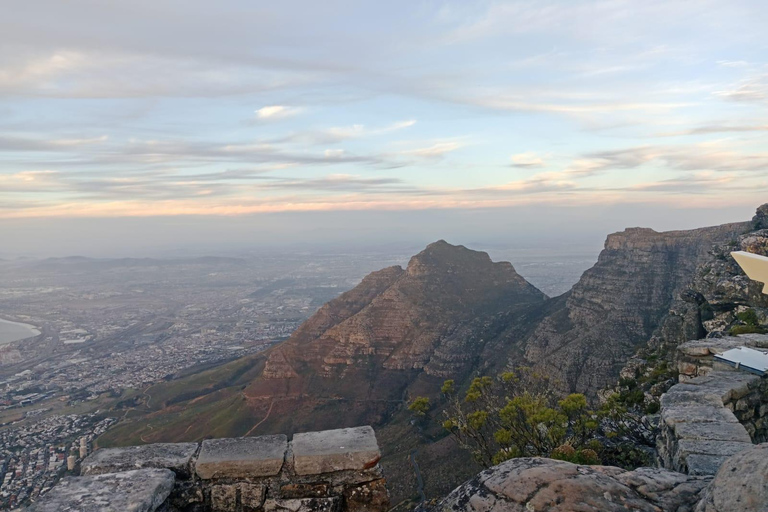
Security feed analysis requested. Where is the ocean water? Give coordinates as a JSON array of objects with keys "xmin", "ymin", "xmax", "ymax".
[{"xmin": 0, "ymin": 318, "xmax": 40, "ymax": 345}]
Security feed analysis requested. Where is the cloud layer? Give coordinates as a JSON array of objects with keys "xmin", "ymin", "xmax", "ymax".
[{"xmin": 1, "ymin": 0, "xmax": 768, "ymax": 224}]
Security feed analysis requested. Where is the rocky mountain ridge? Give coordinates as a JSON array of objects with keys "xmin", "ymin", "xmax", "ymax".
[
  {"xmin": 248, "ymin": 240, "xmax": 547, "ymax": 409},
  {"xmin": 523, "ymin": 219, "xmax": 751, "ymax": 396}
]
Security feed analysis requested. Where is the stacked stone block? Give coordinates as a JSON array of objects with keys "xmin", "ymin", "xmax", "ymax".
[
  {"xmin": 29, "ymin": 426, "xmax": 389, "ymax": 512},
  {"xmin": 658, "ymin": 335, "xmax": 768, "ymax": 476}
]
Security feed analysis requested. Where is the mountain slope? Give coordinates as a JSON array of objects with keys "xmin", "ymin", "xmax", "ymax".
[
  {"xmin": 522, "ymin": 221, "xmax": 750, "ymax": 396},
  {"xmin": 256, "ymin": 240, "xmax": 545, "ymax": 391}
]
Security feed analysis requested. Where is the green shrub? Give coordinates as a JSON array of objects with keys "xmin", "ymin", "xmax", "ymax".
[
  {"xmin": 644, "ymin": 400, "xmax": 660, "ymax": 414},
  {"xmin": 408, "ymin": 396, "xmax": 431, "ymax": 417},
  {"xmin": 730, "ymin": 324, "xmax": 767, "ymax": 335},
  {"xmin": 736, "ymin": 309, "xmax": 760, "ymax": 326}
]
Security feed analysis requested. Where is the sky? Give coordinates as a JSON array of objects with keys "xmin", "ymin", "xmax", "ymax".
[{"xmin": 1, "ymin": 1, "xmax": 767, "ymax": 257}]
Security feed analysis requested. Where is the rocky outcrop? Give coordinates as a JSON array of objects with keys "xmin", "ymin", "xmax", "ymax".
[
  {"xmin": 97, "ymin": 205, "xmax": 768, "ymax": 506},
  {"xmin": 523, "ymin": 221, "xmax": 750, "ymax": 396},
  {"xmin": 423, "ymin": 442, "xmax": 768, "ymax": 512},
  {"xmin": 648, "ymin": 209, "xmax": 768, "ymax": 359},
  {"xmin": 420, "ymin": 457, "xmax": 711, "ymax": 512},
  {"xmin": 34, "ymin": 426, "xmax": 388, "ymax": 512},
  {"xmin": 694, "ymin": 443, "xmax": 768, "ymax": 512},
  {"xmin": 260, "ymin": 241, "xmax": 545, "ymax": 385}
]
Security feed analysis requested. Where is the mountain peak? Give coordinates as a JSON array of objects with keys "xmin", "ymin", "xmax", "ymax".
[{"xmin": 406, "ymin": 240, "xmax": 492, "ymax": 275}]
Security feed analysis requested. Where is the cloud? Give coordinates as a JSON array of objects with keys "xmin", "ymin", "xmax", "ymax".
[
  {"xmin": 255, "ymin": 105, "xmax": 303, "ymax": 120},
  {"xmin": 264, "ymin": 120, "xmax": 416, "ymax": 146},
  {"xmin": 716, "ymin": 73, "xmax": 768, "ymax": 104},
  {"xmin": 510, "ymin": 152, "xmax": 546, "ymax": 168},
  {"xmin": 400, "ymin": 141, "xmax": 463, "ymax": 158},
  {"xmin": 0, "ymin": 135, "xmax": 109, "ymax": 152},
  {"xmin": 0, "ymin": 48, "xmax": 317, "ymax": 98},
  {"xmin": 324, "ymin": 149, "xmax": 345, "ymax": 158},
  {"xmin": 570, "ymin": 142, "xmax": 768, "ymax": 175},
  {"xmin": 717, "ymin": 60, "xmax": 750, "ymax": 68},
  {"xmin": 657, "ymin": 124, "xmax": 768, "ymax": 137}
]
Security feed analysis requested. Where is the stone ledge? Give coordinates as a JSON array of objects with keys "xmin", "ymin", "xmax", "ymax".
[
  {"xmin": 292, "ymin": 426, "xmax": 381, "ymax": 475},
  {"xmin": 658, "ymin": 368, "xmax": 761, "ymax": 475},
  {"xmin": 196, "ymin": 434, "xmax": 288, "ymax": 479},
  {"xmin": 29, "ymin": 468, "xmax": 174, "ymax": 512},
  {"xmin": 81, "ymin": 442, "xmax": 198, "ymax": 477},
  {"xmin": 39, "ymin": 426, "xmax": 389, "ymax": 511}
]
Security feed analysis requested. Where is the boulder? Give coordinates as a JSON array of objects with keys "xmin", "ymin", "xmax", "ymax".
[
  {"xmin": 695, "ymin": 443, "xmax": 768, "ymax": 512},
  {"xmin": 292, "ymin": 426, "xmax": 380, "ymax": 475},
  {"xmin": 28, "ymin": 468, "xmax": 174, "ymax": 512},
  {"xmin": 81, "ymin": 442, "xmax": 198, "ymax": 477},
  {"xmin": 420, "ymin": 457, "xmax": 708, "ymax": 512},
  {"xmin": 196, "ymin": 435, "xmax": 287, "ymax": 479}
]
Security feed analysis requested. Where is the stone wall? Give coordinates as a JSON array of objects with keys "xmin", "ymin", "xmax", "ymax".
[
  {"xmin": 677, "ymin": 334, "xmax": 768, "ymax": 443},
  {"xmin": 657, "ymin": 335, "xmax": 768, "ymax": 476},
  {"xmin": 28, "ymin": 426, "xmax": 389, "ymax": 512}
]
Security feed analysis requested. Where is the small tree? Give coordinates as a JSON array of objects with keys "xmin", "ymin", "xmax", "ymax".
[
  {"xmin": 439, "ymin": 368, "xmax": 651, "ymax": 468},
  {"xmin": 441, "ymin": 368, "xmax": 602, "ymax": 467},
  {"xmin": 408, "ymin": 396, "xmax": 431, "ymax": 417}
]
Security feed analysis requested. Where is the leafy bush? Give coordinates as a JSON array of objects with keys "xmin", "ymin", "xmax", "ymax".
[
  {"xmin": 437, "ymin": 368, "xmax": 654, "ymax": 468},
  {"xmin": 730, "ymin": 324, "xmax": 767, "ymax": 335},
  {"xmin": 730, "ymin": 308, "xmax": 766, "ymax": 334},
  {"xmin": 737, "ymin": 308, "xmax": 760, "ymax": 326},
  {"xmin": 408, "ymin": 396, "xmax": 431, "ymax": 417}
]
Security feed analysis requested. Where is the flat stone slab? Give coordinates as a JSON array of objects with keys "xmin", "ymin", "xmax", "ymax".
[
  {"xmin": 678, "ymin": 334, "xmax": 768, "ymax": 356},
  {"xmin": 673, "ymin": 421, "xmax": 752, "ymax": 443},
  {"xmin": 685, "ymin": 371, "xmax": 759, "ymax": 401},
  {"xmin": 81, "ymin": 442, "xmax": 199, "ymax": 477},
  {"xmin": 196, "ymin": 435, "xmax": 287, "ymax": 479},
  {"xmin": 677, "ymin": 439, "xmax": 753, "ymax": 459},
  {"xmin": 685, "ymin": 453, "xmax": 733, "ymax": 476},
  {"xmin": 662, "ymin": 405, "xmax": 740, "ymax": 428},
  {"xmin": 661, "ymin": 388, "xmax": 724, "ymax": 409},
  {"xmin": 29, "ymin": 468, "xmax": 174, "ymax": 512},
  {"xmin": 292, "ymin": 426, "xmax": 380, "ymax": 475}
]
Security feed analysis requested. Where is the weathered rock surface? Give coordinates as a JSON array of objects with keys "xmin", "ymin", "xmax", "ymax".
[
  {"xmin": 292, "ymin": 426, "xmax": 380, "ymax": 475},
  {"xmin": 694, "ymin": 444, "xmax": 768, "ymax": 512},
  {"xmin": 80, "ymin": 442, "xmax": 198, "ymax": 477},
  {"xmin": 196, "ymin": 434, "xmax": 288, "ymax": 479},
  {"xmin": 29, "ymin": 468, "xmax": 174, "ymax": 512},
  {"xmin": 657, "ymin": 371, "xmax": 757, "ymax": 475},
  {"xmin": 421, "ymin": 457, "xmax": 710, "ymax": 512},
  {"xmin": 524, "ymin": 222, "xmax": 750, "ymax": 396},
  {"xmin": 648, "ymin": 209, "xmax": 768, "ymax": 371}
]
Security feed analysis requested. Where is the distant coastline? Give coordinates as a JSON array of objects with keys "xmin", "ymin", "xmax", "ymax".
[{"xmin": 0, "ymin": 318, "xmax": 41, "ymax": 346}]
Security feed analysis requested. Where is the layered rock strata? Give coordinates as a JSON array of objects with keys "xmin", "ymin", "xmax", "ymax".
[
  {"xmin": 523, "ymin": 221, "xmax": 750, "ymax": 396},
  {"xmin": 260, "ymin": 241, "xmax": 546, "ymax": 386}
]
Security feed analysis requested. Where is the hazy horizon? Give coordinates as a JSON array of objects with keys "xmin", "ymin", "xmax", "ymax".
[{"xmin": 0, "ymin": 201, "xmax": 759, "ymax": 259}]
